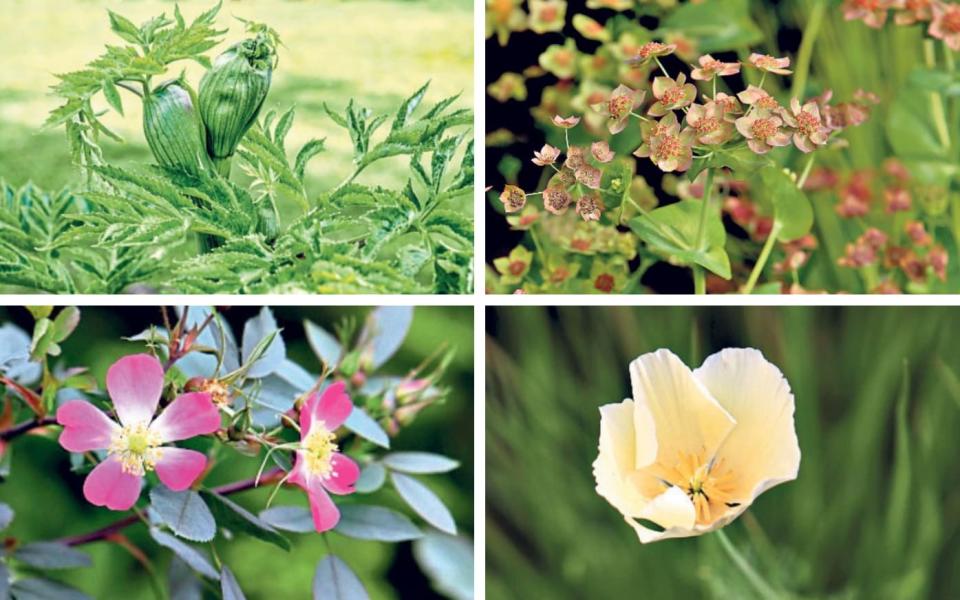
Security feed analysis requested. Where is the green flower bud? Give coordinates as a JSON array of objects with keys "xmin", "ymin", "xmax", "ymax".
[
  {"xmin": 199, "ymin": 34, "xmax": 275, "ymax": 162},
  {"xmin": 142, "ymin": 81, "xmax": 212, "ymax": 177}
]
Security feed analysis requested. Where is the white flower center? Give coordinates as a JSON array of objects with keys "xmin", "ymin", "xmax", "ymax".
[
  {"xmin": 109, "ymin": 422, "xmax": 163, "ymax": 476},
  {"xmin": 302, "ymin": 425, "xmax": 338, "ymax": 478}
]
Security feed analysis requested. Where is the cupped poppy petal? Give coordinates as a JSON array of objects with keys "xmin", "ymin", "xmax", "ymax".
[
  {"xmin": 306, "ymin": 484, "xmax": 340, "ymax": 532},
  {"xmin": 155, "ymin": 447, "xmax": 208, "ymax": 491},
  {"xmin": 149, "ymin": 392, "xmax": 220, "ymax": 443},
  {"xmin": 83, "ymin": 457, "xmax": 142, "ymax": 511},
  {"xmin": 56, "ymin": 400, "xmax": 118, "ymax": 452},
  {"xmin": 107, "ymin": 354, "xmax": 165, "ymax": 426},
  {"xmin": 629, "ymin": 349, "xmax": 735, "ymax": 469},
  {"xmin": 301, "ymin": 381, "xmax": 352, "ymax": 435},
  {"xmin": 693, "ymin": 348, "xmax": 801, "ymax": 503},
  {"xmin": 627, "ymin": 485, "xmax": 698, "ymax": 544},
  {"xmin": 322, "ymin": 453, "xmax": 360, "ymax": 495},
  {"xmin": 592, "ymin": 399, "xmax": 654, "ymax": 517}
]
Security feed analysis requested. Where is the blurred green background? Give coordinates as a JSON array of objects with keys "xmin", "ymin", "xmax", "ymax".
[
  {"xmin": 486, "ymin": 306, "xmax": 960, "ymax": 599},
  {"xmin": 1, "ymin": 305, "xmax": 473, "ymax": 599},
  {"xmin": 0, "ymin": 0, "xmax": 473, "ymax": 193}
]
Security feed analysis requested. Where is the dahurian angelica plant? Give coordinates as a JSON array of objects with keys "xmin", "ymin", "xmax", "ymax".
[
  {"xmin": 0, "ymin": 2, "xmax": 473, "ymax": 294},
  {"xmin": 0, "ymin": 306, "xmax": 471, "ymax": 598}
]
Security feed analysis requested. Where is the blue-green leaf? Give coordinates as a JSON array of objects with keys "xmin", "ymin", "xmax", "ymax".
[
  {"xmin": 13, "ymin": 542, "xmax": 91, "ymax": 570},
  {"xmin": 0, "ymin": 502, "xmax": 13, "ymax": 530},
  {"xmin": 305, "ymin": 320, "xmax": 342, "ymax": 368},
  {"xmin": 149, "ymin": 486, "xmax": 216, "ymax": 543},
  {"xmin": 220, "ymin": 566, "xmax": 247, "ymax": 600},
  {"xmin": 383, "ymin": 452, "xmax": 459, "ymax": 474},
  {"xmin": 312, "ymin": 555, "xmax": 369, "ymax": 600},
  {"xmin": 355, "ymin": 463, "xmax": 387, "ymax": 493},
  {"xmin": 259, "ymin": 506, "xmax": 314, "ymax": 533},
  {"xmin": 391, "ymin": 472, "xmax": 456, "ymax": 535},
  {"xmin": 344, "ymin": 407, "xmax": 390, "ymax": 449},
  {"xmin": 334, "ymin": 505, "xmax": 422, "ymax": 542},
  {"xmin": 242, "ymin": 307, "xmax": 285, "ymax": 379},
  {"xmin": 201, "ymin": 491, "xmax": 291, "ymax": 551},
  {"xmin": 149, "ymin": 528, "xmax": 219, "ymax": 580},
  {"xmin": 413, "ymin": 532, "xmax": 474, "ymax": 600},
  {"xmin": 363, "ymin": 306, "xmax": 413, "ymax": 368},
  {"xmin": 10, "ymin": 577, "xmax": 91, "ymax": 600}
]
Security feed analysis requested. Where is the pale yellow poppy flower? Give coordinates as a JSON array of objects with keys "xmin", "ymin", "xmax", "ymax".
[{"xmin": 593, "ymin": 348, "xmax": 800, "ymax": 543}]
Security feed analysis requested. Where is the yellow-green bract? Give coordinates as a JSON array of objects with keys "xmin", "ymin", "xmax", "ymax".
[
  {"xmin": 199, "ymin": 35, "xmax": 274, "ymax": 171},
  {"xmin": 142, "ymin": 81, "xmax": 213, "ymax": 177}
]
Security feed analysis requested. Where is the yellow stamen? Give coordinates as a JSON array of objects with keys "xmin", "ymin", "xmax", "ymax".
[
  {"xmin": 302, "ymin": 424, "xmax": 338, "ymax": 479},
  {"xmin": 109, "ymin": 422, "xmax": 163, "ymax": 476},
  {"xmin": 649, "ymin": 448, "xmax": 739, "ymax": 525}
]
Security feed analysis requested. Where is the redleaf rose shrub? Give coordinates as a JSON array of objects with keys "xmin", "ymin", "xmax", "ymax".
[
  {"xmin": 15, "ymin": 3, "xmax": 474, "ymax": 294},
  {"xmin": 0, "ymin": 306, "xmax": 472, "ymax": 598},
  {"xmin": 485, "ymin": 1, "xmax": 904, "ymax": 294}
]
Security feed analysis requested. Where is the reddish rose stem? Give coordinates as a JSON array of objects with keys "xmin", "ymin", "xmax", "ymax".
[
  {"xmin": 0, "ymin": 417, "xmax": 57, "ymax": 441},
  {"xmin": 59, "ymin": 467, "xmax": 286, "ymax": 547}
]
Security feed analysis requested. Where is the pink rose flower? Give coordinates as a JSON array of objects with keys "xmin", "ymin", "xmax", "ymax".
[
  {"xmin": 56, "ymin": 354, "xmax": 221, "ymax": 511},
  {"xmin": 288, "ymin": 382, "xmax": 360, "ymax": 532}
]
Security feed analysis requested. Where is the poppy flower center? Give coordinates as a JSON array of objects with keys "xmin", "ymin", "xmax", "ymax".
[
  {"xmin": 655, "ymin": 450, "xmax": 738, "ymax": 525},
  {"xmin": 110, "ymin": 422, "xmax": 163, "ymax": 476},
  {"xmin": 302, "ymin": 426, "xmax": 338, "ymax": 478}
]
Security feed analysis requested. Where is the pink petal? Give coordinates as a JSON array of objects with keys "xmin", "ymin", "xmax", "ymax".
[
  {"xmin": 83, "ymin": 457, "xmax": 142, "ymax": 510},
  {"xmin": 155, "ymin": 448, "xmax": 207, "ymax": 491},
  {"xmin": 288, "ymin": 451, "xmax": 309, "ymax": 487},
  {"xmin": 107, "ymin": 354, "xmax": 165, "ymax": 427},
  {"xmin": 301, "ymin": 381, "xmax": 353, "ymax": 435},
  {"xmin": 322, "ymin": 453, "xmax": 360, "ymax": 495},
  {"xmin": 56, "ymin": 400, "xmax": 118, "ymax": 452},
  {"xmin": 149, "ymin": 392, "xmax": 220, "ymax": 443},
  {"xmin": 307, "ymin": 485, "xmax": 340, "ymax": 532}
]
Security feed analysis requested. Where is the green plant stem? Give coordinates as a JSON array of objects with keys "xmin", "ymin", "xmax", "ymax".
[
  {"xmin": 693, "ymin": 267, "xmax": 706, "ymax": 294},
  {"xmin": 654, "ymin": 57, "xmax": 670, "ymax": 78},
  {"xmin": 691, "ymin": 169, "xmax": 715, "ymax": 295},
  {"xmin": 797, "ymin": 154, "xmax": 816, "ymax": 189},
  {"xmin": 924, "ymin": 39, "xmax": 951, "ymax": 151},
  {"xmin": 715, "ymin": 529, "xmax": 782, "ymax": 600},
  {"xmin": 742, "ymin": 221, "xmax": 783, "ymax": 294},
  {"xmin": 331, "ymin": 166, "xmax": 365, "ymax": 195},
  {"xmin": 791, "ymin": 0, "xmax": 826, "ymax": 98},
  {"xmin": 694, "ymin": 169, "xmax": 714, "ymax": 249}
]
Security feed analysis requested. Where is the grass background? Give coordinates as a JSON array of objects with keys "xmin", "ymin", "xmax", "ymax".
[
  {"xmin": 0, "ymin": 0, "xmax": 473, "ymax": 194},
  {"xmin": 486, "ymin": 306, "xmax": 960, "ymax": 598},
  {"xmin": 1, "ymin": 305, "xmax": 474, "ymax": 599}
]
